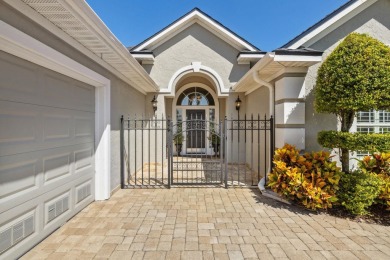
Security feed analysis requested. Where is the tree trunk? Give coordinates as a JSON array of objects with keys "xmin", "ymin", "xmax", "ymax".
[
  {"xmin": 340, "ymin": 111, "xmax": 355, "ymax": 173},
  {"xmin": 341, "ymin": 148, "xmax": 350, "ymax": 173}
]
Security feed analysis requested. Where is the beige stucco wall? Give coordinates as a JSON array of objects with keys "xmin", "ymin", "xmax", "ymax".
[
  {"xmin": 143, "ymin": 23, "xmax": 250, "ymax": 91},
  {"xmin": 303, "ymin": 0, "xmax": 390, "ymax": 152},
  {"xmin": 244, "ymin": 87, "xmax": 271, "ymax": 177},
  {"xmin": 1, "ymin": 2, "xmax": 147, "ymax": 192}
]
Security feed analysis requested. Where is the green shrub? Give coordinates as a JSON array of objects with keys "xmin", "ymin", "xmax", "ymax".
[
  {"xmin": 315, "ymin": 33, "xmax": 390, "ymax": 172},
  {"xmin": 379, "ymin": 175, "xmax": 390, "ymax": 210},
  {"xmin": 358, "ymin": 153, "xmax": 390, "ymax": 210},
  {"xmin": 318, "ymin": 131, "xmax": 390, "ymax": 153},
  {"xmin": 338, "ymin": 170, "xmax": 382, "ymax": 215},
  {"xmin": 268, "ymin": 144, "xmax": 341, "ymax": 210}
]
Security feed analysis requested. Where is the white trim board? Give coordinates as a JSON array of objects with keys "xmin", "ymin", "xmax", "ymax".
[
  {"xmin": 161, "ymin": 62, "xmax": 229, "ymax": 96},
  {"xmin": 0, "ymin": 21, "xmax": 111, "ymax": 201},
  {"xmin": 286, "ymin": 0, "xmax": 378, "ymax": 49},
  {"xmin": 132, "ymin": 9, "xmax": 258, "ymax": 52}
]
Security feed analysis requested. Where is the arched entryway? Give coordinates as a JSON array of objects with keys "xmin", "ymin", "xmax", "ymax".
[{"xmin": 172, "ymin": 83, "xmax": 219, "ymax": 155}]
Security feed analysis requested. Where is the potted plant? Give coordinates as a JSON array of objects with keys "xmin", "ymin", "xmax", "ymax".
[
  {"xmin": 208, "ymin": 129, "xmax": 221, "ymax": 156},
  {"xmin": 173, "ymin": 127, "xmax": 184, "ymax": 156}
]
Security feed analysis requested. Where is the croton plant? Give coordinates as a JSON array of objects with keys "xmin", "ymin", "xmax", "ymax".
[{"xmin": 268, "ymin": 144, "xmax": 342, "ymax": 210}]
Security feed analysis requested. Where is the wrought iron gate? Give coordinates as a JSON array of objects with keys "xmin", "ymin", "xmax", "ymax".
[
  {"xmin": 120, "ymin": 114, "xmax": 273, "ymax": 189},
  {"xmin": 168, "ymin": 115, "xmax": 225, "ymax": 186}
]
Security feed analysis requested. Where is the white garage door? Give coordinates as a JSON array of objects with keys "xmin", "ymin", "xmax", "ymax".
[{"xmin": 0, "ymin": 51, "xmax": 95, "ymax": 258}]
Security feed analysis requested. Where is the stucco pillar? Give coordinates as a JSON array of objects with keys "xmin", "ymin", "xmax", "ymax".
[{"xmin": 274, "ymin": 76, "xmax": 306, "ymax": 150}]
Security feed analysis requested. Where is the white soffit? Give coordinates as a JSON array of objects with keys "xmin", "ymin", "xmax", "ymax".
[
  {"xmin": 286, "ymin": 0, "xmax": 378, "ymax": 49},
  {"xmin": 132, "ymin": 9, "xmax": 259, "ymax": 52},
  {"xmin": 15, "ymin": 0, "xmax": 158, "ymax": 93}
]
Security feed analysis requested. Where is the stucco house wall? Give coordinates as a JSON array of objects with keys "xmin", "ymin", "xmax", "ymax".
[
  {"xmin": 303, "ymin": 0, "xmax": 390, "ymax": 152},
  {"xmin": 0, "ymin": 2, "xmax": 147, "ymax": 192},
  {"xmin": 140, "ymin": 22, "xmax": 254, "ymax": 130},
  {"xmin": 244, "ymin": 87, "xmax": 271, "ymax": 176},
  {"xmin": 143, "ymin": 23, "xmax": 250, "ymax": 91}
]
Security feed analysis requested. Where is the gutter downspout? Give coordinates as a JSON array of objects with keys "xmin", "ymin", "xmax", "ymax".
[
  {"xmin": 252, "ymin": 71, "xmax": 274, "ymax": 192},
  {"xmin": 252, "ymin": 71, "xmax": 274, "ymax": 116}
]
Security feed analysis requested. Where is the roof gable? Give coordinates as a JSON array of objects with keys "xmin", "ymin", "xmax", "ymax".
[
  {"xmin": 282, "ymin": 0, "xmax": 378, "ymax": 49},
  {"xmin": 131, "ymin": 8, "xmax": 260, "ymax": 52}
]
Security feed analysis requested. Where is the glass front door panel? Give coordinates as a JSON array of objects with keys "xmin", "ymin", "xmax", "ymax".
[{"xmin": 186, "ymin": 110, "xmax": 206, "ymax": 151}]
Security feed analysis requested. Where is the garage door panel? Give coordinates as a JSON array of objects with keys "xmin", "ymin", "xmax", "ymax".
[
  {"xmin": 43, "ymin": 114, "xmax": 72, "ymax": 141},
  {"xmin": 0, "ymin": 101, "xmax": 94, "ymax": 157},
  {"xmin": 0, "ymin": 51, "xmax": 95, "ymax": 259},
  {"xmin": 0, "ymin": 176, "xmax": 94, "ymax": 259},
  {"xmin": 74, "ymin": 147, "xmax": 93, "ymax": 174},
  {"xmin": 0, "ymin": 142, "xmax": 94, "ymax": 214},
  {"xmin": 0, "ymin": 52, "xmax": 95, "ymax": 113},
  {"xmin": 43, "ymin": 74, "xmax": 94, "ymax": 113},
  {"xmin": 0, "ymin": 106, "xmax": 39, "ymax": 146},
  {"xmin": 0, "ymin": 159, "xmax": 40, "ymax": 203},
  {"xmin": 43, "ymin": 152, "xmax": 71, "ymax": 184},
  {"xmin": 74, "ymin": 115, "xmax": 94, "ymax": 138},
  {"xmin": 71, "ymin": 84, "xmax": 95, "ymax": 113},
  {"xmin": 0, "ymin": 52, "xmax": 41, "ymax": 104},
  {"xmin": 0, "ymin": 207, "xmax": 37, "ymax": 257}
]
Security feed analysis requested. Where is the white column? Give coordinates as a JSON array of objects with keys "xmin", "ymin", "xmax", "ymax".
[{"xmin": 274, "ymin": 76, "xmax": 306, "ymax": 150}]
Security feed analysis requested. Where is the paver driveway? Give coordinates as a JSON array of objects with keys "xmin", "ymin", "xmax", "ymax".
[{"xmin": 23, "ymin": 188, "xmax": 390, "ymax": 259}]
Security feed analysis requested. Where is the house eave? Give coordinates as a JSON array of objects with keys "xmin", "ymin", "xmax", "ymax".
[
  {"xmin": 7, "ymin": 0, "xmax": 159, "ymax": 93},
  {"xmin": 131, "ymin": 8, "xmax": 261, "ymax": 53},
  {"xmin": 131, "ymin": 52, "xmax": 155, "ymax": 65},
  {"xmin": 282, "ymin": 0, "xmax": 379, "ymax": 49},
  {"xmin": 237, "ymin": 53, "xmax": 266, "ymax": 65},
  {"xmin": 233, "ymin": 52, "xmax": 322, "ymax": 94}
]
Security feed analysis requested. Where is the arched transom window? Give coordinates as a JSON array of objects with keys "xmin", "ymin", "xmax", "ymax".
[{"xmin": 176, "ymin": 87, "xmax": 215, "ymax": 106}]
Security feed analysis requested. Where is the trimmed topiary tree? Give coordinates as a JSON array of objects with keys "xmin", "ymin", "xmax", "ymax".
[{"xmin": 315, "ymin": 33, "xmax": 390, "ymax": 172}]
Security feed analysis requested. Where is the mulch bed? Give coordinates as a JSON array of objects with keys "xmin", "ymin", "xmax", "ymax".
[
  {"xmin": 325, "ymin": 204, "xmax": 390, "ymax": 226},
  {"xmin": 258, "ymin": 189, "xmax": 390, "ymax": 226}
]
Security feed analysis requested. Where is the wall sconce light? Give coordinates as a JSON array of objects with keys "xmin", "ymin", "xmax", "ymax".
[
  {"xmin": 235, "ymin": 96, "xmax": 242, "ymax": 111},
  {"xmin": 151, "ymin": 95, "xmax": 158, "ymax": 114}
]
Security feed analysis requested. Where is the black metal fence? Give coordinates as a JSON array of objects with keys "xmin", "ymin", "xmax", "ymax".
[
  {"xmin": 120, "ymin": 114, "xmax": 273, "ymax": 189},
  {"xmin": 226, "ymin": 115, "xmax": 274, "ymax": 187},
  {"xmin": 120, "ymin": 115, "xmax": 170, "ymax": 188}
]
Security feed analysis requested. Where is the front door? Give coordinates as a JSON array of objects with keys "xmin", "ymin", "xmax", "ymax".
[{"xmin": 186, "ymin": 110, "xmax": 206, "ymax": 153}]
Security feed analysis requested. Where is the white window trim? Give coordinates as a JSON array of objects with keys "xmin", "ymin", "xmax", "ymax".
[{"xmin": 0, "ymin": 21, "xmax": 111, "ymax": 200}]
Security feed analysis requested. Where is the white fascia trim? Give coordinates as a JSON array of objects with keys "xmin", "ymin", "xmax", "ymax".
[
  {"xmin": 237, "ymin": 53, "xmax": 264, "ymax": 64},
  {"xmin": 233, "ymin": 53, "xmax": 275, "ymax": 92},
  {"xmin": 133, "ymin": 10, "xmax": 257, "ymax": 52},
  {"xmin": 287, "ymin": 0, "xmax": 378, "ymax": 49},
  {"xmin": 0, "ymin": 21, "xmax": 111, "ymax": 201},
  {"xmin": 59, "ymin": 0, "xmax": 158, "ymax": 92},
  {"xmin": 237, "ymin": 53, "xmax": 265, "ymax": 59},
  {"xmin": 132, "ymin": 53, "xmax": 155, "ymax": 60},
  {"xmin": 274, "ymin": 55, "xmax": 323, "ymax": 62}
]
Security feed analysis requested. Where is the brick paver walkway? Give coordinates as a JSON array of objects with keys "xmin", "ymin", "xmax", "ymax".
[{"xmin": 23, "ymin": 188, "xmax": 390, "ymax": 259}]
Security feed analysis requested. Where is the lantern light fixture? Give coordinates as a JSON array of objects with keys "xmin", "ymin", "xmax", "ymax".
[
  {"xmin": 151, "ymin": 95, "xmax": 158, "ymax": 114},
  {"xmin": 235, "ymin": 96, "xmax": 242, "ymax": 111}
]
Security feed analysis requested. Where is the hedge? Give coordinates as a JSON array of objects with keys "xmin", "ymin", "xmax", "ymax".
[{"xmin": 318, "ymin": 131, "xmax": 390, "ymax": 152}]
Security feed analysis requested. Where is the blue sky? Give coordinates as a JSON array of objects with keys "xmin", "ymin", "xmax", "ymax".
[{"xmin": 86, "ymin": 0, "xmax": 349, "ymax": 51}]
